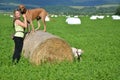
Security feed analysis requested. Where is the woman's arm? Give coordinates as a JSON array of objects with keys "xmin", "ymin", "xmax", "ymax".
[{"xmin": 15, "ymin": 14, "xmax": 27, "ymax": 28}]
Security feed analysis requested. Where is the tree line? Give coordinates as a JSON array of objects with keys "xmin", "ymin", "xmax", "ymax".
[{"xmin": 0, "ymin": 5, "xmax": 120, "ymax": 15}]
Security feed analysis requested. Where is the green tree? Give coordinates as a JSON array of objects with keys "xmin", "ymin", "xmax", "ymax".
[{"xmin": 115, "ymin": 5, "xmax": 120, "ymax": 15}]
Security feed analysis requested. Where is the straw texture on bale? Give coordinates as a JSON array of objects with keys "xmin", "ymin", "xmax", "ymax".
[{"xmin": 23, "ymin": 30, "xmax": 73, "ymax": 65}]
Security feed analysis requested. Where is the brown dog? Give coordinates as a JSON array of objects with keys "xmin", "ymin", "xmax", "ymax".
[{"xmin": 18, "ymin": 4, "xmax": 47, "ymax": 32}]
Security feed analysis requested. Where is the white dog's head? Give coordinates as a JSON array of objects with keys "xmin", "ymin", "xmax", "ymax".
[{"xmin": 72, "ymin": 47, "xmax": 84, "ymax": 57}]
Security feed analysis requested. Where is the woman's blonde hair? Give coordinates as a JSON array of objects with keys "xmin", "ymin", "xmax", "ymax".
[
  {"xmin": 13, "ymin": 9, "xmax": 20, "ymax": 21},
  {"xmin": 13, "ymin": 9, "xmax": 20, "ymax": 27}
]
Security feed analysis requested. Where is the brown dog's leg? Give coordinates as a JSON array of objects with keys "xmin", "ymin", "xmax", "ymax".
[
  {"xmin": 35, "ymin": 20, "xmax": 40, "ymax": 30},
  {"xmin": 42, "ymin": 17, "xmax": 46, "ymax": 32},
  {"xmin": 30, "ymin": 21, "xmax": 35, "ymax": 32},
  {"xmin": 27, "ymin": 23, "xmax": 31, "ymax": 33}
]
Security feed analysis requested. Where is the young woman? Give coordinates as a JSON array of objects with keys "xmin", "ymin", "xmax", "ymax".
[{"xmin": 12, "ymin": 9, "xmax": 27, "ymax": 64}]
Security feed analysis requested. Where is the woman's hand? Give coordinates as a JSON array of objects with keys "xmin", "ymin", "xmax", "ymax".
[
  {"xmin": 22, "ymin": 14, "xmax": 27, "ymax": 28},
  {"xmin": 22, "ymin": 14, "xmax": 26, "ymax": 19}
]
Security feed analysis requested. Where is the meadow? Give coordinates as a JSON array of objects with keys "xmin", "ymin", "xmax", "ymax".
[{"xmin": 0, "ymin": 13, "xmax": 120, "ymax": 80}]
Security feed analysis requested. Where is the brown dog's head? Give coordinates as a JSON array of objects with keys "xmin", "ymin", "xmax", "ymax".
[{"xmin": 18, "ymin": 4, "xmax": 27, "ymax": 14}]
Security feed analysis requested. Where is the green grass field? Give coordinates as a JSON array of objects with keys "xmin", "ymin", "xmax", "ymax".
[{"xmin": 0, "ymin": 14, "xmax": 120, "ymax": 80}]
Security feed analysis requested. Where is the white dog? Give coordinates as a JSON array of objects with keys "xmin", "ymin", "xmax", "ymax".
[{"xmin": 72, "ymin": 47, "xmax": 84, "ymax": 61}]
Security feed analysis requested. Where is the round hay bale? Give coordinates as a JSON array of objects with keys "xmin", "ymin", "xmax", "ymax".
[{"xmin": 23, "ymin": 30, "xmax": 73, "ymax": 65}]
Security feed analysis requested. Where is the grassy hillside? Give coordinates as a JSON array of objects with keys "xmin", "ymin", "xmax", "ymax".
[
  {"xmin": 0, "ymin": 1, "xmax": 119, "ymax": 14},
  {"xmin": 0, "ymin": 14, "xmax": 120, "ymax": 80},
  {"xmin": 1, "ymin": 0, "xmax": 120, "ymax": 6}
]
